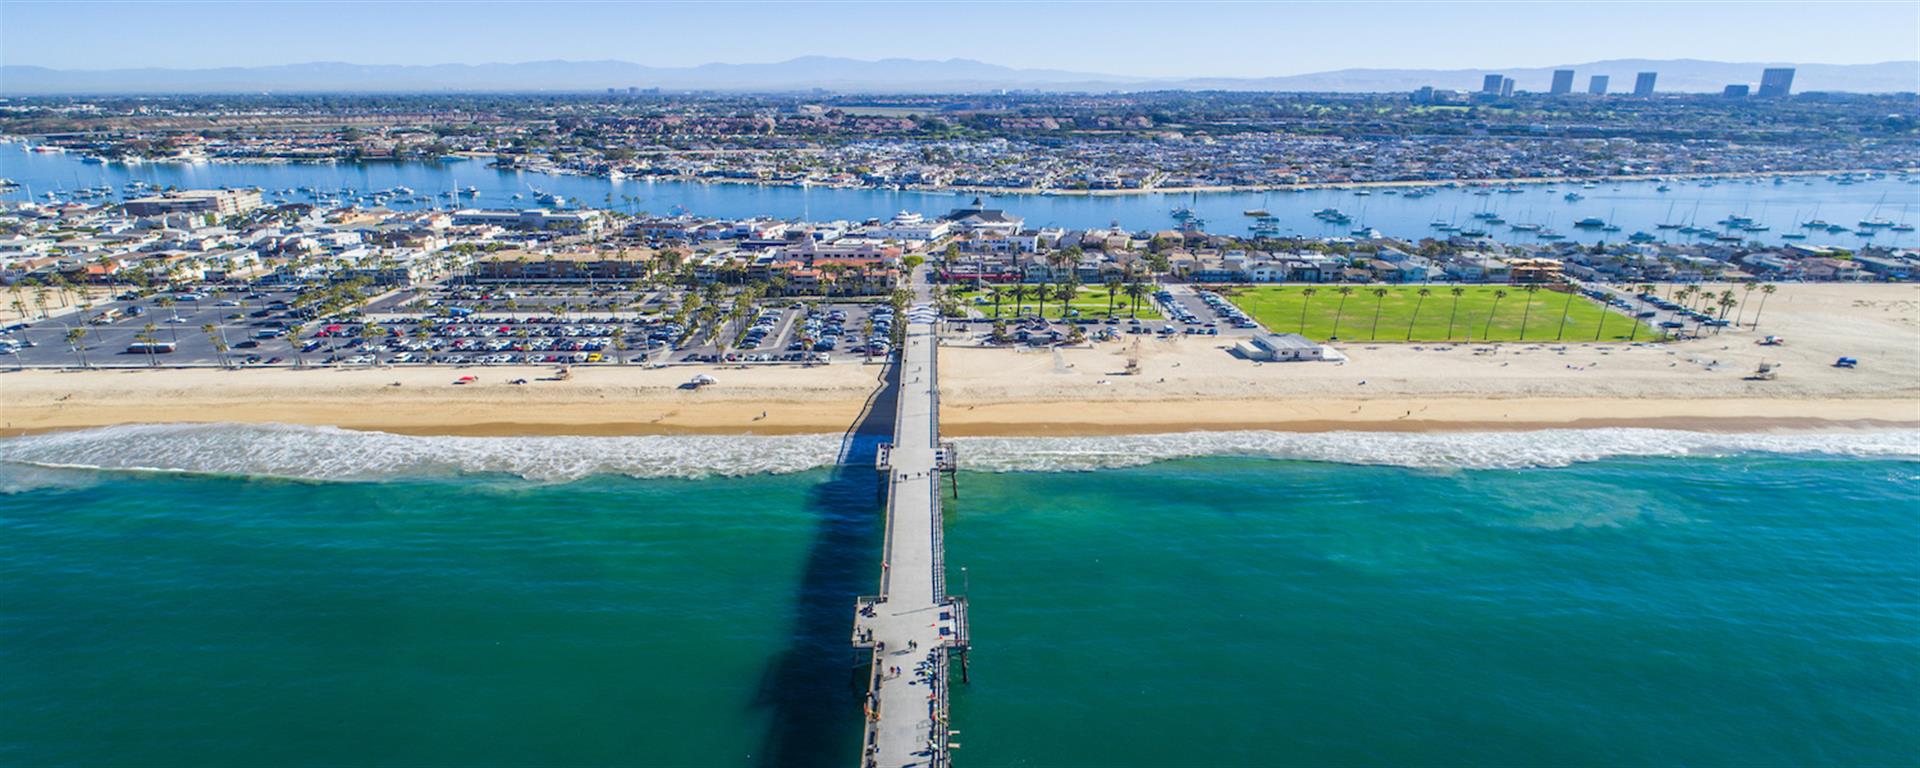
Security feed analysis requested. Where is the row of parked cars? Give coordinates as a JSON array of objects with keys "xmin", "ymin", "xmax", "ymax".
[
  {"xmin": 1629, "ymin": 291, "xmax": 1731, "ymax": 329},
  {"xmin": 1194, "ymin": 291, "xmax": 1261, "ymax": 329}
]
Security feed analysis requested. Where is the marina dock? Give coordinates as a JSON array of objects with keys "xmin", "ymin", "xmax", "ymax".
[{"xmin": 853, "ymin": 272, "xmax": 968, "ymax": 768}]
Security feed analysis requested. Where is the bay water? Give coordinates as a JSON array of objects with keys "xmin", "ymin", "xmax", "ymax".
[{"xmin": 7, "ymin": 142, "xmax": 1918, "ymax": 247}]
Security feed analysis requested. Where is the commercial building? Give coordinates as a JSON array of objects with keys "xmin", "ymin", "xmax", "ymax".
[
  {"xmin": 1588, "ymin": 75, "xmax": 1609, "ymax": 95},
  {"xmin": 1500, "ymin": 77, "xmax": 1515, "ymax": 97},
  {"xmin": 1549, "ymin": 69, "xmax": 1575, "ymax": 95},
  {"xmin": 122, "ymin": 189, "xmax": 262, "ymax": 218},
  {"xmin": 1759, "ymin": 67, "xmax": 1795, "ymax": 97},
  {"xmin": 1482, "ymin": 74, "xmax": 1505, "ymax": 94},
  {"xmin": 1633, "ymin": 72, "xmax": 1658, "ymax": 97},
  {"xmin": 1724, "ymin": 84, "xmax": 1751, "ymax": 98},
  {"xmin": 451, "ymin": 208, "xmax": 604, "ymax": 233}
]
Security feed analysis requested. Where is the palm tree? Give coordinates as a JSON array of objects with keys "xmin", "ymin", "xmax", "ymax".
[
  {"xmin": 1406, "ymin": 287, "xmax": 1432, "ymax": 340},
  {"xmin": 1123, "ymin": 281, "xmax": 1149, "ymax": 318},
  {"xmin": 1298, "ymin": 287, "xmax": 1318, "ymax": 333},
  {"xmin": 1545, "ymin": 285, "xmax": 1573, "ymax": 340},
  {"xmin": 1716, "ymin": 295, "xmax": 1737, "ymax": 333},
  {"xmin": 1330, "ymin": 286, "xmax": 1355, "ymax": 339},
  {"xmin": 1034, "ymin": 281, "xmax": 1053, "ymax": 318},
  {"xmin": 1009, "ymin": 284, "xmax": 1028, "ymax": 317},
  {"xmin": 1105, "ymin": 278, "xmax": 1123, "ymax": 317},
  {"xmin": 1055, "ymin": 283, "xmax": 1079, "ymax": 319},
  {"xmin": 610, "ymin": 326, "xmax": 627, "ymax": 364},
  {"xmin": 202, "ymin": 323, "xmax": 227, "ymax": 368},
  {"xmin": 1446, "ymin": 286, "xmax": 1466, "ymax": 341},
  {"xmin": 1517, "ymin": 285, "xmax": 1540, "ymax": 340},
  {"xmin": 66, "ymin": 327, "xmax": 89, "ymax": 368},
  {"xmin": 136, "ymin": 323, "xmax": 160, "ymax": 367},
  {"xmin": 1751, "ymin": 284, "xmax": 1778, "ymax": 329},
  {"xmin": 286, "ymin": 323, "xmax": 307, "ymax": 368},
  {"xmin": 1368, "ymin": 288, "xmax": 1389, "ymax": 340},
  {"xmin": 1483, "ymin": 289, "xmax": 1507, "ymax": 340}
]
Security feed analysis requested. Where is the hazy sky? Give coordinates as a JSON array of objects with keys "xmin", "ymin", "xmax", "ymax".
[{"xmin": 5, "ymin": 1, "xmax": 1917, "ymax": 75}]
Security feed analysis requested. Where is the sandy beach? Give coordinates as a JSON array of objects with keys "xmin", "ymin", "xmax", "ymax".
[{"xmin": 3, "ymin": 284, "xmax": 1916, "ymax": 437}]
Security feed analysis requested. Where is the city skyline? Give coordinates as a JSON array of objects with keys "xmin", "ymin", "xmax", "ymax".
[{"xmin": 4, "ymin": 1, "xmax": 1918, "ymax": 76}]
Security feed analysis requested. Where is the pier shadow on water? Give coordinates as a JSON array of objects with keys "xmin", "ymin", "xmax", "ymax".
[{"xmin": 753, "ymin": 358, "xmax": 899, "ymax": 765}]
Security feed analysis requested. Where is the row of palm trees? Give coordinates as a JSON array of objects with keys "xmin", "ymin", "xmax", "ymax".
[
  {"xmin": 970, "ymin": 277, "xmax": 1157, "ymax": 319},
  {"xmin": 1285, "ymin": 284, "xmax": 1637, "ymax": 343}
]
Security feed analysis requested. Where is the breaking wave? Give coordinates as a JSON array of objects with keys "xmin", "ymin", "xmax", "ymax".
[
  {"xmin": 955, "ymin": 429, "xmax": 1920, "ymax": 472},
  {"xmin": 1, "ymin": 423, "xmax": 1915, "ymax": 485},
  {"xmin": 0, "ymin": 423, "xmax": 843, "ymax": 483}
]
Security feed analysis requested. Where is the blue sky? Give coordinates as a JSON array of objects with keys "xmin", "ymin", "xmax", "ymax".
[{"xmin": 4, "ymin": 1, "xmax": 1917, "ymax": 75}]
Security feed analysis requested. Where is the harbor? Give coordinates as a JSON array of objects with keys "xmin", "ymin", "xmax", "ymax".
[{"xmin": 4, "ymin": 143, "xmax": 1915, "ymax": 248}]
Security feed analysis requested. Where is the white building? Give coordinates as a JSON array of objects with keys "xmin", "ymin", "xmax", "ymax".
[
  {"xmin": 865, "ymin": 211, "xmax": 951, "ymax": 243},
  {"xmin": 1235, "ymin": 333, "xmax": 1345, "ymax": 362}
]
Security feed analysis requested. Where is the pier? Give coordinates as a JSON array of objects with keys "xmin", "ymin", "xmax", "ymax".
[{"xmin": 853, "ymin": 272, "xmax": 968, "ymax": 768}]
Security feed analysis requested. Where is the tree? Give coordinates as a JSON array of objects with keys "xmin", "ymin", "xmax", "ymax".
[
  {"xmin": 1752, "ymin": 284, "xmax": 1778, "ymax": 329},
  {"xmin": 1554, "ymin": 286, "xmax": 1577, "ymax": 340},
  {"xmin": 1009, "ymin": 284, "xmax": 1028, "ymax": 317},
  {"xmin": 1517, "ymin": 285, "xmax": 1540, "ymax": 340},
  {"xmin": 1330, "ymin": 286, "xmax": 1355, "ymax": 340},
  {"xmin": 987, "ymin": 286, "xmax": 1004, "ymax": 319},
  {"xmin": 1406, "ymin": 287, "xmax": 1432, "ymax": 340},
  {"xmin": 1105, "ymin": 278, "xmax": 1123, "ymax": 317},
  {"xmin": 1123, "ymin": 281, "xmax": 1149, "ymax": 318},
  {"xmin": 1034, "ymin": 281, "xmax": 1053, "ymax": 318},
  {"xmin": 202, "ymin": 323, "xmax": 227, "ymax": 368},
  {"xmin": 66, "ymin": 327, "xmax": 89, "ymax": 368},
  {"xmin": 1368, "ymin": 288, "xmax": 1389, "ymax": 340},
  {"xmin": 1483, "ymin": 289, "xmax": 1507, "ymax": 340},
  {"xmin": 1446, "ymin": 286, "xmax": 1466, "ymax": 341},
  {"xmin": 286, "ymin": 323, "xmax": 307, "ymax": 368},
  {"xmin": 136, "ymin": 322, "xmax": 161, "ymax": 367},
  {"xmin": 1298, "ymin": 287, "xmax": 1318, "ymax": 333},
  {"xmin": 1055, "ymin": 283, "xmax": 1078, "ymax": 319}
]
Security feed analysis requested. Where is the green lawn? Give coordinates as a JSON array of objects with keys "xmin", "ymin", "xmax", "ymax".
[
  {"xmin": 1223, "ymin": 285, "xmax": 1656, "ymax": 343},
  {"xmin": 953, "ymin": 286, "xmax": 1163, "ymax": 320}
]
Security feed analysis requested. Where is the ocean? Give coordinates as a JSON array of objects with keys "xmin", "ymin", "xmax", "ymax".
[{"xmin": 2, "ymin": 426, "xmax": 1917, "ymax": 766}]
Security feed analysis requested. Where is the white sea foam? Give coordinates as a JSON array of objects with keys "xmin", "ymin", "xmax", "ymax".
[
  {"xmin": 952, "ymin": 428, "xmax": 1920, "ymax": 473},
  {"xmin": 1, "ymin": 423, "xmax": 1915, "ymax": 484},
  {"xmin": 0, "ymin": 423, "xmax": 843, "ymax": 483}
]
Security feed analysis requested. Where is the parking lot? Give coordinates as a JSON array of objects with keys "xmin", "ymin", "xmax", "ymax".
[
  {"xmin": 0, "ymin": 280, "xmax": 894, "ymax": 368},
  {"xmin": 948, "ymin": 283, "xmax": 1264, "ymax": 347}
]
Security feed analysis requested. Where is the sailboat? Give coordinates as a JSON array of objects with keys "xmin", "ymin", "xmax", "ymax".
[
  {"xmin": 1655, "ymin": 202, "xmax": 1684, "ymax": 229},
  {"xmin": 1859, "ymin": 194, "xmax": 1894, "ymax": 228}
]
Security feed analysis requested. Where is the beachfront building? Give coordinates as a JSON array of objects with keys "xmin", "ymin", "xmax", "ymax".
[
  {"xmin": 122, "ymin": 189, "xmax": 264, "ymax": 218},
  {"xmin": 1235, "ymin": 333, "xmax": 1345, "ymax": 362}
]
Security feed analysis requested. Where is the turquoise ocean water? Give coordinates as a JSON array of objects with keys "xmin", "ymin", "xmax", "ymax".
[{"xmin": 2, "ymin": 426, "xmax": 1917, "ymax": 766}]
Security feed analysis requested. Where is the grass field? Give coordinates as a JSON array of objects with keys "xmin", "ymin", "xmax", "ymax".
[
  {"xmin": 1222, "ymin": 285, "xmax": 1654, "ymax": 343},
  {"xmin": 954, "ymin": 287, "xmax": 1163, "ymax": 320}
]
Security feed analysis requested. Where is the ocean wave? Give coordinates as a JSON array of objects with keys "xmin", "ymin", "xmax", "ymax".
[
  {"xmin": 954, "ymin": 429, "xmax": 1920, "ymax": 472},
  {"xmin": 1, "ymin": 424, "xmax": 1915, "ymax": 485},
  {"xmin": 0, "ymin": 423, "xmax": 842, "ymax": 483}
]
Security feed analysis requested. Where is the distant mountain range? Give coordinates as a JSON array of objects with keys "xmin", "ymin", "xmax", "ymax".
[{"xmin": 3, "ymin": 57, "xmax": 1915, "ymax": 95}]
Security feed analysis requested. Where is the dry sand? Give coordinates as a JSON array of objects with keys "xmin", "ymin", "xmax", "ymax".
[{"xmin": 3, "ymin": 284, "xmax": 1916, "ymax": 437}]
